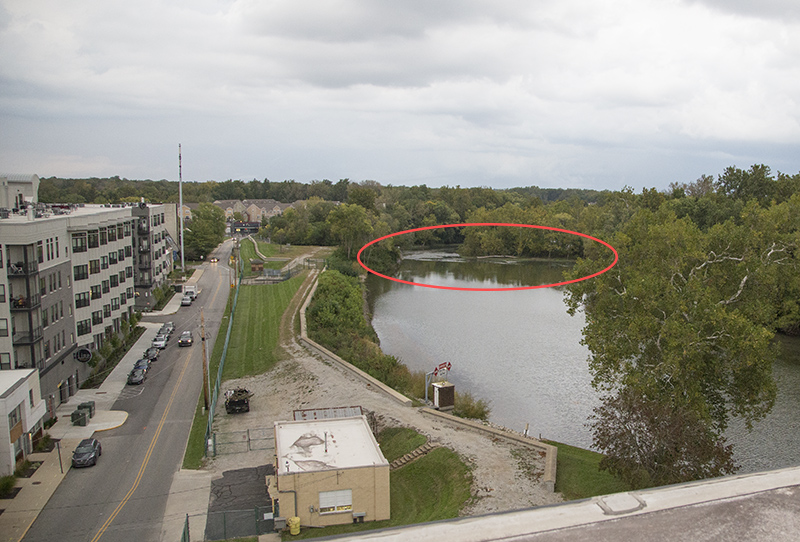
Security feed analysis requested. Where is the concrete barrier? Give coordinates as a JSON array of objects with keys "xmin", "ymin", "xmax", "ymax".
[
  {"xmin": 298, "ymin": 271, "xmax": 413, "ymax": 407},
  {"xmin": 421, "ymin": 407, "xmax": 557, "ymax": 493}
]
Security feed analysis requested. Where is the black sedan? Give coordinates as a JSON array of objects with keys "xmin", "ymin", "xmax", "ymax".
[
  {"xmin": 72, "ymin": 438, "xmax": 102, "ymax": 467},
  {"xmin": 133, "ymin": 358, "xmax": 151, "ymax": 372},
  {"xmin": 127, "ymin": 368, "xmax": 147, "ymax": 385},
  {"xmin": 142, "ymin": 347, "xmax": 159, "ymax": 362}
]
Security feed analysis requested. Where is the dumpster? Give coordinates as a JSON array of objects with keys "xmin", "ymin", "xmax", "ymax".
[
  {"xmin": 79, "ymin": 401, "xmax": 96, "ymax": 418},
  {"xmin": 71, "ymin": 410, "xmax": 88, "ymax": 426}
]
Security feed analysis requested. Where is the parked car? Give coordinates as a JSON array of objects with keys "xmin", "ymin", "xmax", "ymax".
[
  {"xmin": 225, "ymin": 388, "xmax": 253, "ymax": 413},
  {"xmin": 142, "ymin": 347, "xmax": 160, "ymax": 362},
  {"xmin": 127, "ymin": 368, "xmax": 147, "ymax": 385},
  {"xmin": 181, "ymin": 295, "xmax": 192, "ymax": 306},
  {"xmin": 162, "ymin": 322, "xmax": 175, "ymax": 334},
  {"xmin": 133, "ymin": 358, "xmax": 151, "ymax": 372},
  {"xmin": 72, "ymin": 438, "xmax": 102, "ymax": 467},
  {"xmin": 158, "ymin": 325, "xmax": 172, "ymax": 336},
  {"xmin": 178, "ymin": 330, "xmax": 193, "ymax": 347},
  {"xmin": 152, "ymin": 334, "xmax": 168, "ymax": 349}
]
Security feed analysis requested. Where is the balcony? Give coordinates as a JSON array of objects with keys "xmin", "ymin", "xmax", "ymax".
[
  {"xmin": 7, "ymin": 261, "xmax": 39, "ymax": 277},
  {"xmin": 13, "ymin": 326, "xmax": 44, "ymax": 345},
  {"xmin": 138, "ymin": 243, "xmax": 150, "ymax": 253},
  {"xmin": 10, "ymin": 294, "xmax": 41, "ymax": 311}
]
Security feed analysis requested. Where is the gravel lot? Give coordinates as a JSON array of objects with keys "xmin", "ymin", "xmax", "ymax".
[{"xmin": 204, "ymin": 269, "xmax": 562, "ymax": 517}]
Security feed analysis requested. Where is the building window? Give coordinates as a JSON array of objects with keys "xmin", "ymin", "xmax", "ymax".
[
  {"xmin": 73, "ymin": 264, "xmax": 89, "ymax": 281},
  {"xmin": 77, "ymin": 319, "xmax": 92, "ymax": 336},
  {"xmin": 88, "ymin": 231, "xmax": 99, "ymax": 248},
  {"xmin": 0, "ymin": 284, "xmax": 5, "ymax": 303},
  {"xmin": 37, "ymin": 240, "xmax": 44, "ymax": 263},
  {"xmin": 91, "ymin": 285, "xmax": 102, "ymax": 300},
  {"xmin": 40, "ymin": 278, "xmax": 46, "ymax": 296},
  {"xmin": 111, "ymin": 298, "xmax": 120, "ymax": 310},
  {"xmin": 102, "ymin": 280, "xmax": 110, "ymax": 294},
  {"xmin": 119, "ymin": 271, "xmax": 126, "ymax": 283},
  {"xmin": 56, "ymin": 236, "xmax": 59, "ymax": 257},
  {"xmin": 92, "ymin": 310, "xmax": 103, "ymax": 325},
  {"xmin": 72, "ymin": 233, "xmax": 87, "ymax": 253},
  {"xmin": 0, "ymin": 318, "xmax": 8, "ymax": 337},
  {"xmin": 120, "ymin": 293, "xmax": 127, "ymax": 305},
  {"xmin": 110, "ymin": 275, "xmax": 119, "ymax": 288},
  {"xmin": 103, "ymin": 304, "xmax": 111, "ymax": 318},
  {"xmin": 118, "ymin": 248, "xmax": 125, "ymax": 262},
  {"xmin": 125, "ymin": 245, "xmax": 132, "ymax": 257},
  {"xmin": 0, "ymin": 353, "xmax": 10, "ymax": 370},
  {"xmin": 75, "ymin": 292, "xmax": 90, "ymax": 308},
  {"xmin": 42, "ymin": 308, "xmax": 49, "ymax": 328},
  {"xmin": 124, "ymin": 222, "xmax": 131, "ymax": 237},
  {"xmin": 58, "ymin": 271, "xmax": 62, "ymax": 288},
  {"xmin": 318, "ymin": 490, "xmax": 352, "ymax": 514},
  {"xmin": 90, "ymin": 259, "xmax": 100, "ymax": 274},
  {"xmin": 43, "ymin": 341, "xmax": 50, "ymax": 359},
  {"xmin": 99, "ymin": 227, "xmax": 108, "ymax": 245},
  {"xmin": 101, "ymin": 256, "xmax": 109, "ymax": 269},
  {"xmin": 117, "ymin": 224, "xmax": 124, "ymax": 238},
  {"xmin": 109, "ymin": 252, "xmax": 118, "ymax": 265},
  {"xmin": 108, "ymin": 226, "xmax": 117, "ymax": 242}
]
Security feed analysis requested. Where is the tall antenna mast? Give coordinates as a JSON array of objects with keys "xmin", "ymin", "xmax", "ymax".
[{"xmin": 179, "ymin": 144, "xmax": 185, "ymax": 274}]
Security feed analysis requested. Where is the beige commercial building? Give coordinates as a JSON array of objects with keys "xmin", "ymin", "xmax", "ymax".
[{"xmin": 274, "ymin": 416, "xmax": 390, "ymax": 527}]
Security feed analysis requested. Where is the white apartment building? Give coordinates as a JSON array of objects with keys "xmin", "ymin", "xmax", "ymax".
[
  {"xmin": 132, "ymin": 202, "xmax": 178, "ymax": 312},
  {"xmin": 1, "ymin": 369, "xmax": 46, "ymax": 476},
  {"xmin": 1, "ymin": 205, "xmax": 137, "ymax": 415}
]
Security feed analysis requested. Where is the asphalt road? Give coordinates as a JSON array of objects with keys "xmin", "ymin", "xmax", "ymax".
[{"xmin": 23, "ymin": 240, "xmax": 234, "ymax": 542}]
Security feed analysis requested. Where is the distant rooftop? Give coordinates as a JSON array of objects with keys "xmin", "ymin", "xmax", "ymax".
[{"xmin": 275, "ymin": 416, "xmax": 388, "ymax": 474}]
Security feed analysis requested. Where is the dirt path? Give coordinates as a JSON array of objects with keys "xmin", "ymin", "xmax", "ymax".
[{"xmin": 207, "ymin": 262, "xmax": 562, "ymax": 516}]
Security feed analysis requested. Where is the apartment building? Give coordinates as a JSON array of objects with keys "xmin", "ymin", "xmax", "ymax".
[
  {"xmin": 1, "ymin": 204, "xmax": 137, "ymax": 414},
  {"xmin": 132, "ymin": 202, "xmax": 177, "ymax": 312}
]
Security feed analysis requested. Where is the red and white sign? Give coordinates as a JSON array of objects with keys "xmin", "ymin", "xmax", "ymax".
[{"xmin": 433, "ymin": 362, "xmax": 452, "ymax": 377}]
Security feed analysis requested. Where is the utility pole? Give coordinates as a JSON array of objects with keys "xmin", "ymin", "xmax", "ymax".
[{"xmin": 200, "ymin": 308, "xmax": 210, "ymax": 411}]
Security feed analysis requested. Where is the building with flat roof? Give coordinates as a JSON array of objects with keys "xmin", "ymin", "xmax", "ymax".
[
  {"xmin": 0, "ymin": 173, "xmax": 39, "ymax": 211},
  {"xmin": 1, "ymin": 176, "xmax": 178, "ymax": 416},
  {"xmin": 0, "ymin": 369, "xmax": 46, "ymax": 476},
  {"xmin": 274, "ymin": 415, "xmax": 390, "ymax": 527}
]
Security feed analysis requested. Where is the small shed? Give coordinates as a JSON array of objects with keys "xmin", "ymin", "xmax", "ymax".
[
  {"xmin": 250, "ymin": 258, "xmax": 264, "ymax": 272},
  {"xmin": 274, "ymin": 415, "xmax": 390, "ymax": 527}
]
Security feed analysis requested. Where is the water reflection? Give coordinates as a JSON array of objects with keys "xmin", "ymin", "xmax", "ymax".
[{"xmin": 367, "ymin": 254, "xmax": 597, "ymax": 448}]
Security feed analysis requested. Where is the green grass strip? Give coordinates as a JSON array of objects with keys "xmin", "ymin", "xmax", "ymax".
[
  {"xmin": 543, "ymin": 440, "xmax": 631, "ymax": 500},
  {"xmin": 222, "ymin": 276, "xmax": 305, "ymax": 379}
]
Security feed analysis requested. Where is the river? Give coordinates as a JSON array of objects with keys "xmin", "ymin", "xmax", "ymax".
[{"xmin": 366, "ymin": 251, "xmax": 800, "ymax": 473}]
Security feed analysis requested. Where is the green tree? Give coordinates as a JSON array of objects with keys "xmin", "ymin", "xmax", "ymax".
[
  {"xmin": 566, "ymin": 207, "xmax": 780, "ymax": 487},
  {"xmin": 184, "ymin": 203, "xmax": 225, "ymax": 260},
  {"xmin": 327, "ymin": 203, "xmax": 374, "ymax": 259}
]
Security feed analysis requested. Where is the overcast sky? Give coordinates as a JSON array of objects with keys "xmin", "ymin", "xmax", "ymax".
[{"xmin": 1, "ymin": 1, "xmax": 799, "ymax": 191}]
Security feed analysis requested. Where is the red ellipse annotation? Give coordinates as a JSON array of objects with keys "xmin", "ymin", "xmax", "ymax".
[{"xmin": 356, "ymin": 222, "xmax": 619, "ymax": 292}]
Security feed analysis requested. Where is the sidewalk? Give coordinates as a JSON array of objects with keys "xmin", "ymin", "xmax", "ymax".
[{"xmin": 0, "ymin": 321, "xmax": 164, "ymax": 542}]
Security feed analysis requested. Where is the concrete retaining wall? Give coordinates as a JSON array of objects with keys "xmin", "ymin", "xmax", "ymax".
[
  {"xmin": 420, "ymin": 408, "xmax": 557, "ymax": 492},
  {"xmin": 298, "ymin": 272, "xmax": 413, "ymax": 407}
]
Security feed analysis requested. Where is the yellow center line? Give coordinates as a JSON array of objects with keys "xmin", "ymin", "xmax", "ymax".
[
  {"xmin": 91, "ymin": 263, "xmax": 226, "ymax": 541},
  {"xmin": 90, "ymin": 346, "xmax": 193, "ymax": 542}
]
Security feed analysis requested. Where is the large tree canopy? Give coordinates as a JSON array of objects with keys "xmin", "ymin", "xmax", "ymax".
[
  {"xmin": 183, "ymin": 203, "xmax": 225, "ymax": 260},
  {"xmin": 565, "ymin": 205, "xmax": 797, "ymax": 487}
]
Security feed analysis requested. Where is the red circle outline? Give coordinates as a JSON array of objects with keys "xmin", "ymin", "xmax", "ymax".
[{"xmin": 356, "ymin": 222, "xmax": 618, "ymax": 291}]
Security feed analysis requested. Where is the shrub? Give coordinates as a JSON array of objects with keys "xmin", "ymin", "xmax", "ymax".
[
  {"xmin": 453, "ymin": 390, "xmax": 491, "ymax": 421},
  {"xmin": 0, "ymin": 475, "xmax": 16, "ymax": 497}
]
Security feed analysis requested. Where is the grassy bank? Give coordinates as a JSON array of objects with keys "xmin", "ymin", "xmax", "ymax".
[
  {"xmin": 285, "ymin": 427, "xmax": 472, "ymax": 540},
  {"xmin": 182, "ymin": 275, "xmax": 306, "ymax": 469},
  {"xmin": 544, "ymin": 440, "xmax": 631, "ymax": 500}
]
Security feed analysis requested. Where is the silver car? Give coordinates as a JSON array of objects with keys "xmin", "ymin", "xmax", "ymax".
[{"xmin": 152, "ymin": 334, "xmax": 168, "ymax": 349}]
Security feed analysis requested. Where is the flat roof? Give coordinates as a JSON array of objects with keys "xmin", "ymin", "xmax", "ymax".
[
  {"xmin": 275, "ymin": 416, "xmax": 388, "ymax": 474},
  {"xmin": 0, "ymin": 369, "xmax": 36, "ymax": 398}
]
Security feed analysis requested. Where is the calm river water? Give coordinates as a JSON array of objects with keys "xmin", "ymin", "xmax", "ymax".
[{"xmin": 366, "ymin": 252, "xmax": 800, "ymax": 473}]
